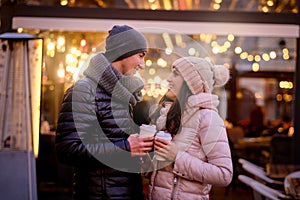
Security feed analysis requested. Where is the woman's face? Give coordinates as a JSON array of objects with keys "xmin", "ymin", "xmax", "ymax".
[{"xmin": 165, "ymin": 67, "xmax": 184, "ymax": 101}]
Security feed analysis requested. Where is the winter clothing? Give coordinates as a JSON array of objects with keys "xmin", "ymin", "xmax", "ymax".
[
  {"xmin": 56, "ymin": 53, "xmax": 145, "ymax": 200},
  {"xmin": 173, "ymin": 57, "xmax": 230, "ymax": 94},
  {"xmin": 149, "ymin": 93, "xmax": 233, "ymax": 200},
  {"xmin": 149, "ymin": 56, "xmax": 232, "ymax": 200},
  {"xmin": 104, "ymin": 25, "xmax": 147, "ymax": 62}
]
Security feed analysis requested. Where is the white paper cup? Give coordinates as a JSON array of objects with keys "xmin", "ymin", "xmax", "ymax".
[
  {"xmin": 155, "ymin": 131, "xmax": 172, "ymax": 161},
  {"xmin": 139, "ymin": 124, "xmax": 157, "ymax": 138}
]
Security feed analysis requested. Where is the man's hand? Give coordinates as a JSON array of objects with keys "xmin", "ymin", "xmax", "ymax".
[{"xmin": 127, "ymin": 134, "xmax": 154, "ymax": 156}]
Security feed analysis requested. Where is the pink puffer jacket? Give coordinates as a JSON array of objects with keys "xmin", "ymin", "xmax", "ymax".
[{"xmin": 149, "ymin": 93, "xmax": 233, "ymax": 200}]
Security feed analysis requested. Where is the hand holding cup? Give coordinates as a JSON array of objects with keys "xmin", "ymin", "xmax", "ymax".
[
  {"xmin": 154, "ymin": 131, "xmax": 172, "ymax": 161},
  {"xmin": 139, "ymin": 124, "xmax": 157, "ymax": 138},
  {"xmin": 127, "ymin": 124, "xmax": 156, "ymax": 157}
]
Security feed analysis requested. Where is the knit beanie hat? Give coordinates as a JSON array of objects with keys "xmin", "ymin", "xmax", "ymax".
[
  {"xmin": 103, "ymin": 25, "xmax": 147, "ymax": 62},
  {"xmin": 173, "ymin": 56, "xmax": 230, "ymax": 94}
]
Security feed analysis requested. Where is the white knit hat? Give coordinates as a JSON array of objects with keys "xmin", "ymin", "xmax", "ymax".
[{"xmin": 173, "ymin": 56, "xmax": 230, "ymax": 94}]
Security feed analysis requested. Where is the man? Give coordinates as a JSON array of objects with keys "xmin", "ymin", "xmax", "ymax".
[{"xmin": 56, "ymin": 25, "xmax": 154, "ymax": 200}]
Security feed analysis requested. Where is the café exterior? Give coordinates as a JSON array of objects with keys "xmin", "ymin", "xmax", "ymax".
[{"xmin": 0, "ymin": 1, "xmax": 300, "ymax": 199}]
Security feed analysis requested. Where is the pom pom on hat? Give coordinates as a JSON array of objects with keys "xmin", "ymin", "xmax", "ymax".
[
  {"xmin": 173, "ymin": 57, "xmax": 230, "ymax": 94},
  {"xmin": 104, "ymin": 25, "xmax": 147, "ymax": 62},
  {"xmin": 212, "ymin": 65, "xmax": 230, "ymax": 87}
]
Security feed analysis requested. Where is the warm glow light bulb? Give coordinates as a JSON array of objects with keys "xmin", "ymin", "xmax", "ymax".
[
  {"xmin": 161, "ymin": 60, "xmax": 168, "ymax": 68},
  {"xmin": 282, "ymin": 48, "xmax": 289, "ymax": 54},
  {"xmin": 146, "ymin": 59, "xmax": 152, "ymax": 67},
  {"xmin": 283, "ymin": 54, "xmax": 290, "ymax": 60},
  {"xmin": 227, "ymin": 34, "xmax": 234, "ymax": 41},
  {"xmin": 57, "ymin": 62, "xmax": 65, "ymax": 78},
  {"xmin": 57, "ymin": 36, "xmax": 65, "ymax": 46},
  {"xmin": 70, "ymin": 47, "xmax": 77, "ymax": 54},
  {"xmin": 262, "ymin": 6, "xmax": 269, "ymax": 12},
  {"xmin": 80, "ymin": 39, "xmax": 87, "ymax": 47},
  {"xmin": 220, "ymin": 46, "xmax": 227, "ymax": 53},
  {"xmin": 224, "ymin": 41, "xmax": 231, "ymax": 48},
  {"xmin": 276, "ymin": 94, "xmax": 282, "ymax": 101},
  {"xmin": 188, "ymin": 48, "xmax": 196, "ymax": 55},
  {"xmin": 157, "ymin": 58, "xmax": 165, "ymax": 66},
  {"xmin": 240, "ymin": 52, "xmax": 248, "ymax": 59},
  {"xmin": 165, "ymin": 48, "xmax": 172, "ymax": 55},
  {"xmin": 252, "ymin": 62, "xmax": 260, "ymax": 72},
  {"xmin": 236, "ymin": 92, "xmax": 243, "ymax": 99},
  {"xmin": 154, "ymin": 76, "xmax": 161, "ymax": 83},
  {"xmin": 254, "ymin": 55, "xmax": 261, "ymax": 62},
  {"xmin": 212, "ymin": 46, "xmax": 219, "ymax": 54},
  {"xmin": 149, "ymin": 68, "xmax": 156, "ymax": 75},
  {"xmin": 17, "ymin": 28, "xmax": 23, "ymax": 33},
  {"xmin": 247, "ymin": 55, "xmax": 254, "ymax": 62},
  {"xmin": 234, "ymin": 46, "xmax": 242, "ymax": 54},
  {"xmin": 213, "ymin": 3, "xmax": 221, "ymax": 10},
  {"xmin": 269, "ymin": 51, "xmax": 277, "ymax": 59},
  {"xmin": 262, "ymin": 53, "xmax": 270, "ymax": 61},
  {"xmin": 200, "ymin": 34, "xmax": 206, "ymax": 42},
  {"xmin": 211, "ymin": 41, "xmax": 217, "ymax": 47},
  {"xmin": 60, "ymin": 0, "xmax": 68, "ymax": 6},
  {"xmin": 147, "ymin": 79, "xmax": 154, "ymax": 84},
  {"xmin": 267, "ymin": 0, "xmax": 274, "ymax": 7},
  {"xmin": 57, "ymin": 36, "xmax": 66, "ymax": 52}
]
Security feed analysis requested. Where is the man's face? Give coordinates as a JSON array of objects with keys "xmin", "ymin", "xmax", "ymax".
[{"xmin": 121, "ymin": 52, "xmax": 146, "ymax": 76}]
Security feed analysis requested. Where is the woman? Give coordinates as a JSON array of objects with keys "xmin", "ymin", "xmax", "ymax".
[{"xmin": 148, "ymin": 56, "xmax": 233, "ymax": 200}]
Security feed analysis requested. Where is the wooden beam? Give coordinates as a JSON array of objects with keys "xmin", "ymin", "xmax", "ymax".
[{"xmin": 12, "ymin": 5, "xmax": 299, "ymax": 25}]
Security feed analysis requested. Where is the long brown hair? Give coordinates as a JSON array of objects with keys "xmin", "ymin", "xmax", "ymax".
[
  {"xmin": 148, "ymin": 95, "xmax": 173, "ymax": 124},
  {"xmin": 166, "ymin": 81, "xmax": 191, "ymax": 136}
]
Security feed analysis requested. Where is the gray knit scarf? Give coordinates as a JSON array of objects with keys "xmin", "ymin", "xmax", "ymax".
[{"xmin": 83, "ymin": 53, "xmax": 144, "ymax": 106}]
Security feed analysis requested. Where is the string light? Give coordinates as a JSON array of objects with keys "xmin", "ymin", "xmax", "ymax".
[
  {"xmin": 188, "ymin": 48, "xmax": 196, "ymax": 55},
  {"xmin": 269, "ymin": 51, "xmax": 277, "ymax": 59},
  {"xmin": 165, "ymin": 48, "xmax": 172, "ymax": 55},
  {"xmin": 17, "ymin": 28, "xmax": 23, "ymax": 33},
  {"xmin": 252, "ymin": 62, "xmax": 260, "ymax": 72},
  {"xmin": 57, "ymin": 62, "xmax": 65, "ymax": 83},
  {"xmin": 279, "ymin": 81, "xmax": 293, "ymax": 89},
  {"xmin": 162, "ymin": 32, "xmax": 174, "ymax": 50},
  {"xmin": 56, "ymin": 35, "xmax": 66, "ymax": 52},
  {"xmin": 233, "ymin": 39, "xmax": 291, "ymax": 72},
  {"xmin": 247, "ymin": 55, "xmax": 254, "ymax": 62},
  {"xmin": 234, "ymin": 46, "xmax": 242, "ymax": 54},
  {"xmin": 209, "ymin": 34, "xmax": 234, "ymax": 54},
  {"xmin": 145, "ymin": 59, "xmax": 152, "ymax": 67},
  {"xmin": 60, "ymin": 0, "xmax": 68, "ymax": 6},
  {"xmin": 42, "ymin": 30, "xmax": 294, "ymax": 97},
  {"xmin": 46, "ymin": 39, "xmax": 56, "ymax": 57}
]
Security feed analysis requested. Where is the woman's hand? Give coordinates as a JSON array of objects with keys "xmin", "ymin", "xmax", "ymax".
[{"xmin": 154, "ymin": 138, "xmax": 178, "ymax": 161}]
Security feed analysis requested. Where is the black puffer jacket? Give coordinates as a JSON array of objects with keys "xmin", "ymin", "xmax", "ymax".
[{"xmin": 56, "ymin": 53, "xmax": 145, "ymax": 200}]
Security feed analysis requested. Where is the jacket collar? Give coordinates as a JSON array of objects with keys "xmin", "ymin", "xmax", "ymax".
[
  {"xmin": 186, "ymin": 93, "xmax": 219, "ymax": 112},
  {"xmin": 83, "ymin": 53, "xmax": 139, "ymax": 105},
  {"xmin": 182, "ymin": 93, "xmax": 219, "ymax": 125}
]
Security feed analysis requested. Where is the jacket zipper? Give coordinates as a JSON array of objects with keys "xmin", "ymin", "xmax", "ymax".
[
  {"xmin": 101, "ymin": 168, "xmax": 107, "ymax": 199},
  {"xmin": 171, "ymin": 175, "xmax": 178, "ymax": 200}
]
